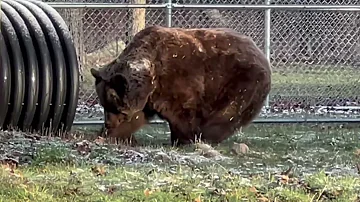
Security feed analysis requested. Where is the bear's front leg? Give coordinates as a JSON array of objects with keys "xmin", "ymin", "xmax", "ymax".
[{"xmin": 156, "ymin": 102, "xmax": 201, "ymax": 146}]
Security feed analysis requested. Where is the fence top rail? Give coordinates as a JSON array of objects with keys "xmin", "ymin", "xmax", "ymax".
[
  {"xmin": 47, "ymin": 3, "xmax": 167, "ymax": 8},
  {"xmin": 172, "ymin": 4, "xmax": 360, "ymax": 11},
  {"xmin": 47, "ymin": 2, "xmax": 360, "ymax": 11}
]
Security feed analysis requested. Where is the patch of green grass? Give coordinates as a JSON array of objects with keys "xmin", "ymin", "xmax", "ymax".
[
  {"xmin": 2, "ymin": 124, "xmax": 360, "ymax": 201},
  {"xmin": 1, "ymin": 162, "xmax": 360, "ymax": 201},
  {"xmin": 269, "ymin": 70, "xmax": 360, "ymax": 97},
  {"xmin": 272, "ymin": 70, "xmax": 359, "ymax": 86}
]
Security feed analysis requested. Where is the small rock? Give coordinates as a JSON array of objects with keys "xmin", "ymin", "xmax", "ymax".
[
  {"xmin": 154, "ymin": 152, "xmax": 171, "ymax": 162},
  {"xmin": 196, "ymin": 143, "xmax": 213, "ymax": 152},
  {"xmin": 202, "ymin": 149, "xmax": 221, "ymax": 158},
  {"xmin": 231, "ymin": 142, "xmax": 249, "ymax": 155}
]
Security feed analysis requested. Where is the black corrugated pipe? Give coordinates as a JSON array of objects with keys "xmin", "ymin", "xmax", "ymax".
[{"xmin": 0, "ymin": 0, "xmax": 79, "ymax": 133}]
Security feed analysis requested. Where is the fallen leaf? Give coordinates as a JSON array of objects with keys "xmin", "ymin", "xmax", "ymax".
[
  {"xmin": 333, "ymin": 189, "xmax": 343, "ymax": 196},
  {"xmin": 280, "ymin": 175, "xmax": 289, "ymax": 184},
  {"xmin": 249, "ymin": 186, "xmax": 258, "ymax": 193},
  {"xmin": 91, "ymin": 166, "xmax": 106, "ymax": 176},
  {"xmin": 355, "ymin": 149, "xmax": 360, "ymax": 156},
  {"xmin": 64, "ymin": 187, "xmax": 80, "ymax": 196},
  {"xmin": 144, "ymin": 188, "xmax": 152, "ymax": 197},
  {"xmin": 1, "ymin": 163, "xmax": 13, "ymax": 172},
  {"xmin": 74, "ymin": 140, "xmax": 91, "ymax": 155},
  {"xmin": 281, "ymin": 166, "xmax": 293, "ymax": 176},
  {"xmin": 0, "ymin": 157, "xmax": 19, "ymax": 170},
  {"xmin": 107, "ymin": 186, "xmax": 117, "ymax": 194},
  {"xmin": 258, "ymin": 196, "xmax": 269, "ymax": 202},
  {"xmin": 10, "ymin": 170, "xmax": 23, "ymax": 179},
  {"xmin": 194, "ymin": 195, "xmax": 201, "ymax": 202},
  {"xmin": 94, "ymin": 136, "xmax": 106, "ymax": 145}
]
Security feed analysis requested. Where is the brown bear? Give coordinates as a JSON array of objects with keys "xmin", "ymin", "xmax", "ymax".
[{"xmin": 90, "ymin": 25, "xmax": 271, "ymax": 146}]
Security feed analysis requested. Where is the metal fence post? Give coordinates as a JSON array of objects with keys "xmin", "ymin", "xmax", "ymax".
[
  {"xmin": 264, "ymin": 0, "xmax": 271, "ymax": 111},
  {"xmin": 166, "ymin": 0, "xmax": 172, "ymax": 27}
]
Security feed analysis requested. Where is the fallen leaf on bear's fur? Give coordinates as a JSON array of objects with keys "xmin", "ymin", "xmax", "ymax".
[
  {"xmin": 91, "ymin": 166, "xmax": 106, "ymax": 176},
  {"xmin": 144, "ymin": 188, "xmax": 152, "ymax": 197}
]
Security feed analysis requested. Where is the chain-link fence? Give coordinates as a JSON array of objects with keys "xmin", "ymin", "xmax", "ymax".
[{"xmin": 47, "ymin": 0, "xmax": 360, "ymax": 125}]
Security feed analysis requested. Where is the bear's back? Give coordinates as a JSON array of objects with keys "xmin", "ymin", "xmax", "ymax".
[
  {"xmin": 131, "ymin": 25, "xmax": 269, "ymax": 81},
  {"xmin": 134, "ymin": 26, "xmax": 270, "ymax": 107}
]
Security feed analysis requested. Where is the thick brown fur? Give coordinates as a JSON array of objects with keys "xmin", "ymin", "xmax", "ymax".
[{"xmin": 91, "ymin": 25, "xmax": 271, "ymax": 146}]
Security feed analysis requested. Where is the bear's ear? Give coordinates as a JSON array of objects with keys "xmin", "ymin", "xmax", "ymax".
[{"xmin": 91, "ymin": 68, "xmax": 103, "ymax": 83}]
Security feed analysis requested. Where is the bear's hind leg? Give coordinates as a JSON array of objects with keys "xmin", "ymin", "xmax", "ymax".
[{"xmin": 200, "ymin": 120, "xmax": 238, "ymax": 144}]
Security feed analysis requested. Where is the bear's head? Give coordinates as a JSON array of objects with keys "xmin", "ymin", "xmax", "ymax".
[{"xmin": 90, "ymin": 58, "xmax": 155, "ymax": 135}]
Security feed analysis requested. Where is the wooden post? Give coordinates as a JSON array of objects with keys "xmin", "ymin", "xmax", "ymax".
[{"xmin": 132, "ymin": 0, "xmax": 146, "ymax": 36}]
